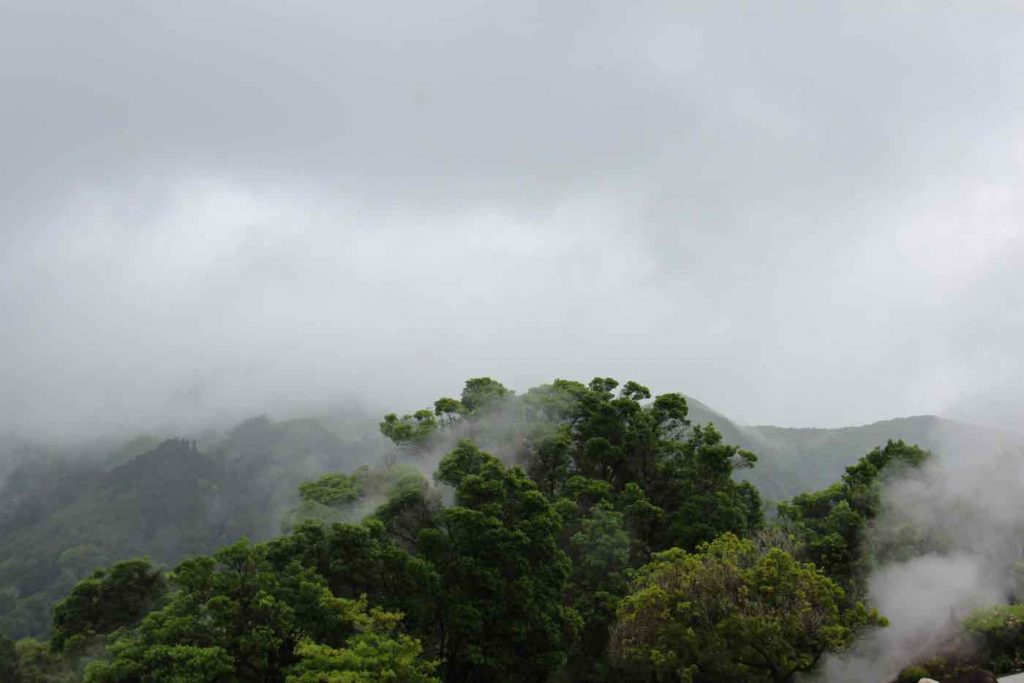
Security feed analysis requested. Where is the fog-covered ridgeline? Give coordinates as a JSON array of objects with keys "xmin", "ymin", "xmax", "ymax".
[{"xmin": 3, "ymin": 379, "xmax": 1023, "ymax": 681}]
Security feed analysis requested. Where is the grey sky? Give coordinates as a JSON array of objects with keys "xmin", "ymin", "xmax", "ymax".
[{"xmin": 2, "ymin": 1, "xmax": 1023, "ymax": 437}]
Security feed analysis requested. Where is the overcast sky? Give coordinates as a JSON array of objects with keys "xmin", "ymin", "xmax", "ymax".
[{"xmin": 2, "ymin": 1, "xmax": 1023, "ymax": 438}]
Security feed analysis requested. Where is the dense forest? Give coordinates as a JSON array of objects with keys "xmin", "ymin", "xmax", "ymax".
[
  {"xmin": 1, "ymin": 377, "xmax": 1021, "ymax": 682},
  {"xmin": 0, "ymin": 415, "xmax": 386, "ymax": 640}
]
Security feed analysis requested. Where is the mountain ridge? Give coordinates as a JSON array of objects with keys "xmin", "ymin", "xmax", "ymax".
[{"xmin": 683, "ymin": 400, "xmax": 1021, "ymax": 499}]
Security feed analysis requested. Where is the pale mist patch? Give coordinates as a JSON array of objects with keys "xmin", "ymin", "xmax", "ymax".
[
  {"xmin": 820, "ymin": 555, "xmax": 999, "ymax": 682},
  {"xmin": 818, "ymin": 429, "xmax": 1024, "ymax": 681}
]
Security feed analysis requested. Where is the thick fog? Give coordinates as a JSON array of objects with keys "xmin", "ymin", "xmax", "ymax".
[{"xmin": 2, "ymin": 1, "xmax": 1024, "ymax": 439}]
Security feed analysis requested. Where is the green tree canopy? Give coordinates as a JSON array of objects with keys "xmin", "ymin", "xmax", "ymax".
[
  {"xmin": 778, "ymin": 439, "xmax": 930, "ymax": 593},
  {"xmin": 379, "ymin": 411, "xmax": 438, "ymax": 454},
  {"xmin": 612, "ymin": 533, "xmax": 885, "ymax": 683},
  {"xmin": 13, "ymin": 637, "xmax": 76, "ymax": 683},
  {"xmin": 266, "ymin": 519, "xmax": 439, "ymax": 637},
  {"xmin": 50, "ymin": 558, "xmax": 165, "ymax": 654},
  {"xmin": 458, "ymin": 377, "xmax": 512, "ymax": 414},
  {"xmin": 83, "ymin": 540, "xmax": 353, "ymax": 682},
  {"xmin": 375, "ymin": 376, "xmax": 768, "ymax": 682},
  {"xmin": 286, "ymin": 601, "xmax": 438, "ymax": 683},
  {"xmin": 421, "ymin": 440, "xmax": 580, "ymax": 682}
]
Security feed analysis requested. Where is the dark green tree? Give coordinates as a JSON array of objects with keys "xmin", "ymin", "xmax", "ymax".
[
  {"xmin": 648, "ymin": 423, "xmax": 762, "ymax": 552},
  {"xmin": 778, "ymin": 440, "xmax": 929, "ymax": 593},
  {"xmin": 519, "ymin": 379, "xmax": 761, "ymax": 557},
  {"xmin": 50, "ymin": 558, "xmax": 165, "ymax": 654},
  {"xmin": 458, "ymin": 377, "xmax": 512, "ymax": 414},
  {"xmin": 0, "ymin": 632, "xmax": 16, "ymax": 682},
  {"xmin": 421, "ymin": 440, "xmax": 580, "ymax": 682},
  {"xmin": 563, "ymin": 502, "xmax": 633, "ymax": 681},
  {"xmin": 84, "ymin": 540, "xmax": 351, "ymax": 682},
  {"xmin": 266, "ymin": 519, "xmax": 439, "ymax": 637}
]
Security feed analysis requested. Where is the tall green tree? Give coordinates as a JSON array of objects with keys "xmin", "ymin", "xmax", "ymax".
[
  {"xmin": 265, "ymin": 520, "xmax": 439, "ymax": 638},
  {"xmin": 612, "ymin": 534, "xmax": 884, "ymax": 683},
  {"xmin": 421, "ymin": 440, "xmax": 580, "ymax": 682},
  {"xmin": 563, "ymin": 502, "xmax": 633, "ymax": 681},
  {"xmin": 647, "ymin": 423, "xmax": 762, "ymax": 552},
  {"xmin": 778, "ymin": 440, "xmax": 929, "ymax": 593}
]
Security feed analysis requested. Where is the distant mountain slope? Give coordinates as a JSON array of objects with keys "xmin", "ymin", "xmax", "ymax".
[
  {"xmin": 684, "ymin": 398, "xmax": 1021, "ymax": 500},
  {"xmin": 682, "ymin": 398, "xmax": 803, "ymax": 500},
  {"xmin": 0, "ymin": 415, "xmax": 384, "ymax": 639}
]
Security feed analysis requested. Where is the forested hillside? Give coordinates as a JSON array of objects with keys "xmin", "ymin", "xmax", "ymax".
[
  {"xmin": 1, "ymin": 378, "xmax": 1019, "ymax": 682},
  {"xmin": 0, "ymin": 416, "xmax": 384, "ymax": 639},
  {"xmin": 671, "ymin": 399, "xmax": 1017, "ymax": 500}
]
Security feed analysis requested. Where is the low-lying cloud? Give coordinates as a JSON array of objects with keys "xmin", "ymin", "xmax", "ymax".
[{"xmin": 2, "ymin": 1, "xmax": 1024, "ymax": 440}]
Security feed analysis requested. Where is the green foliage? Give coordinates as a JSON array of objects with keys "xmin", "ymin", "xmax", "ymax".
[
  {"xmin": 433, "ymin": 397, "xmax": 467, "ymax": 427},
  {"xmin": 525, "ymin": 425, "xmax": 573, "ymax": 496},
  {"xmin": 379, "ymin": 411, "xmax": 438, "ymax": 452},
  {"xmin": 75, "ymin": 530, "xmax": 437, "ymax": 683},
  {"xmin": 375, "ymin": 377, "xmax": 769, "ymax": 682},
  {"xmin": 50, "ymin": 559, "xmax": 165, "ymax": 654},
  {"xmin": 298, "ymin": 473, "xmax": 363, "ymax": 507},
  {"xmin": 84, "ymin": 539, "xmax": 353, "ymax": 682},
  {"xmin": 5, "ymin": 375, "xmax": 952, "ymax": 683},
  {"xmin": 285, "ymin": 464, "xmax": 436, "ymax": 531},
  {"xmin": 12, "ymin": 638, "xmax": 76, "ymax": 683},
  {"xmin": 612, "ymin": 533, "xmax": 885, "ymax": 683},
  {"xmin": 647, "ymin": 424, "xmax": 762, "ymax": 553},
  {"xmin": 84, "ymin": 644, "xmax": 234, "ymax": 682},
  {"xmin": 376, "ymin": 376, "xmax": 760, "ymax": 556},
  {"xmin": 964, "ymin": 604, "xmax": 1024, "ymax": 674},
  {"xmin": 563, "ymin": 502, "xmax": 633, "ymax": 681},
  {"xmin": 0, "ymin": 417, "xmax": 379, "ymax": 640},
  {"xmin": 1, "ymin": 632, "xmax": 17, "ymax": 682},
  {"xmin": 518, "ymin": 378, "xmax": 761, "ymax": 558},
  {"xmin": 286, "ymin": 601, "xmax": 438, "ymax": 682},
  {"xmin": 777, "ymin": 439, "xmax": 930, "ymax": 593},
  {"xmin": 458, "ymin": 377, "xmax": 511, "ymax": 413},
  {"xmin": 423, "ymin": 440, "xmax": 580, "ymax": 682},
  {"xmin": 379, "ymin": 378, "xmax": 513, "ymax": 453},
  {"xmin": 266, "ymin": 519, "xmax": 440, "ymax": 635}
]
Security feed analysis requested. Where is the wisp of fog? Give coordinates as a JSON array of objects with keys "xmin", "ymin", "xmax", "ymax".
[{"xmin": 821, "ymin": 423, "xmax": 1024, "ymax": 681}]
